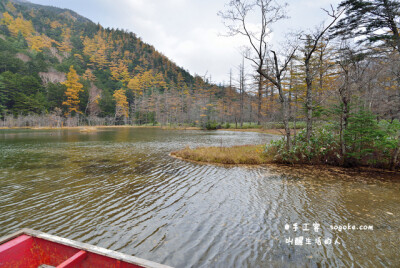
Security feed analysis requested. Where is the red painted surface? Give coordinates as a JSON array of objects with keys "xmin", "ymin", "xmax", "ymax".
[
  {"xmin": 0, "ymin": 235, "xmax": 80, "ymax": 268},
  {"xmin": 0, "ymin": 234, "xmax": 144, "ymax": 268},
  {"xmin": 0, "ymin": 235, "xmax": 34, "ymax": 268},
  {"xmin": 78, "ymin": 251, "xmax": 142, "ymax": 268},
  {"xmin": 33, "ymin": 237, "xmax": 82, "ymax": 266},
  {"xmin": 57, "ymin": 250, "xmax": 87, "ymax": 268}
]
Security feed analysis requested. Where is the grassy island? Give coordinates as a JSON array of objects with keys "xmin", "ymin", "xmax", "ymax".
[
  {"xmin": 172, "ymin": 113, "xmax": 400, "ymax": 172},
  {"xmin": 171, "ymin": 145, "xmax": 272, "ymax": 165}
]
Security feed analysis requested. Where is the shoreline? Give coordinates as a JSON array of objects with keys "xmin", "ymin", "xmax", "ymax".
[
  {"xmin": 170, "ymin": 152, "xmax": 400, "ymax": 180},
  {"xmin": 0, "ymin": 125, "xmax": 200, "ymax": 131},
  {"xmin": 170, "ymin": 145, "xmax": 400, "ymax": 179},
  {"xmin": 217, "ymin": 128, "xmax": 290, "ymax": 135},
  {"xmin": 0, "ymin": 125, "xmax": 287, "ymax": 134}
]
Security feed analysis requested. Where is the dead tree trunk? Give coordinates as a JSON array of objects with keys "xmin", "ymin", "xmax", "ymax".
[
  {"xmin": 301, "ymin": 9, "xmax": 344, "ymax": 141},
  {"xmin": 257, "ymin": 72, "xmax": 263, "ymax": 125},
  {"xmin": 305, "ymin": 56, "xmax": 313, "ymax": 141},
  {"xmin": 258, "ymin": 50, "xmax": 296, "ymax": 151},
  {"xmin": 338, "ymin": 66, "xmax": 350, "ymax": 163},
  {"xmin": 239, "ymin": 59, "xmax": 245, "ymax": 127}
]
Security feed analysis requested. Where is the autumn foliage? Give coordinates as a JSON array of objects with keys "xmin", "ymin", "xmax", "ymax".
[
  {"xmin": 62, "ymin": 66, "xmax": 83, "ymax": 116},
  {"xmin": 113, "ymin": 89, "xmax": 129, "ymax": 119}
]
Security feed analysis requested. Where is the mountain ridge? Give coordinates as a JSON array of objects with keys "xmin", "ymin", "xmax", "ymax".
[
  {"xmin": 0, "ymin": 0, "xmax": 224, "ymax": 123},
  {"xmin": 9, "ymin": 0, "xmax": 94, "ymax": 24}
]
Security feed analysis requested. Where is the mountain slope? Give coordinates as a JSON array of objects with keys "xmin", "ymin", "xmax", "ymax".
[{"xmin": 0, "ymin": 0, "xmax": 213, "ymax": 122}]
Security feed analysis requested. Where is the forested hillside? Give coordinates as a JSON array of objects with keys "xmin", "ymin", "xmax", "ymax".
[{"xmin": 0, "ymin": 0, "xmax": 231, "ymax": 127}]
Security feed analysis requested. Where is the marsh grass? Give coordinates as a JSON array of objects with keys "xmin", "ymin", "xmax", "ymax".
[{"xmin": 171, "ymin": 145, "xmax": 272, "ymax": 165}]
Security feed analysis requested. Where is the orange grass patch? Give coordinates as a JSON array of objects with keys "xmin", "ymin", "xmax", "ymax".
[{"xmin": 171, "ymin": 144, "xmax": 271, "ymax": 165}]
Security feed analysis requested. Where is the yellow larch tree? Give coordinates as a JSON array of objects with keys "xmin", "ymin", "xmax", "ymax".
[
  {"xmin": 74, "ymin": 54, "xmax": 84, "ymax": 63},
  {"xmin": 113, "ymin": 89, "xmax": 129, "ymax": 119},
  {"xmin": 82, "ymin": 30, "xmax": 112, "ymax": 69},
  {"xmin": 13, "ymin": 14, "xmax": 35, "ymax": 37},
  {"xmin": 141, "ymin": 70, "xmax": 153, "ymax": 90},
  {"xmin": 127, "ymin": 76, "xmax": 143, "ymax": 97},
  {"xmin": 58, "ymin": 28, "xmax": 73, "ymax": 53},
  {"xmin": 110, "ymin": 49, "xmax": 121, "ymax": 63},
  {"xmin": 110, "ymin": 60, "xmax": 130, "ymax": 85},
  {"xmin": 153, "ymin": 72, "xmax": 167, "ymax": 90},
  {"xmin": 123, "ymin": 50, "xmax": 132, "ymax": 65},
  {"xmin": 134, "ymin": 65, "xmax": 144, "ymax": 74},
  {"xmin": 62, "ymin": 66, "xmax": 84, "ymax": 116},
  {"xmin": 6, "ymin": 2, "xmax": 17, "ymax": 14},
  {"xmin": 1, "ymin": 12, "xmax": 34, "ymax": 37},
  {"xmin": 1, "ymin": 12, "xmax": 56, "ymax": 52},
  {"xmin": 26, "ymin": 34, "xmax": 54, "ymax": 52},
  {"xmin": 50, "ymin": 20, "xmax": 62, "ymax": 29},
  {"xmin": 1, "ymin": 12, "xmax": 13, "ymax": 25},
  {"xmin": 82, "ymin": 69, "xmax": 96, "ymax": 82}
]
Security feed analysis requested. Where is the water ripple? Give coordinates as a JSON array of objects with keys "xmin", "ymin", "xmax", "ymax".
[{"xmin": 1, "ymin": 128, "xmax": 399, "ymax": 267}]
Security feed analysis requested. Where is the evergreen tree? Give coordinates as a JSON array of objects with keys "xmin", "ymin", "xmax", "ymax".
[{"xmin": 334, "ymin": 0, "xmax": 400, "ymax": 52}]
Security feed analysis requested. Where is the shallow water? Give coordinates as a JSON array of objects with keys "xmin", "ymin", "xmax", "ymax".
[{"xmin": 0, "ymin": 127, "xmax": 399, "ymax": 267}]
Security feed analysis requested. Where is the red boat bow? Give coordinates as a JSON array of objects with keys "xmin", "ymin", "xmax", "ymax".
[{"xmin": 0, "ymin": 229, "xmax": 172, "ymax": 268}]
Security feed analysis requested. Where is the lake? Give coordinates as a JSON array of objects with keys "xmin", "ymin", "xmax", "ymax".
[{"xmin": 0, "ymin": 127, "xmax": 399, "ymax": 267}]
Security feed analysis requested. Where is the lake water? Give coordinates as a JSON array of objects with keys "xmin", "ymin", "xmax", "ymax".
[{"xmin": 0, "ymin": 127, "xmax": 399, "ymax": 267}]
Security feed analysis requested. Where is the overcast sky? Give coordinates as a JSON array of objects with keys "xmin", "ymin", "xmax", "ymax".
[{"xmin": 29, "ymin": 0, "xmax": 341, "ymax": 85}]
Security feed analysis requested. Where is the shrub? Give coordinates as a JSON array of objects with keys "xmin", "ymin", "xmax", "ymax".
[
  {"xmin": 265, "ymin": 127, "xmax": 340, "ymax": 165},
  {"xmin": 344, "ymin": 110, "xmax": 400, "ymax": 167},
  {"xmin": 202, "ymin": 120, "xmax": 220, "ymax": 130},
  {"xmin": 265, "ymin": 110, "xmax": 400, "ymax": 169}
]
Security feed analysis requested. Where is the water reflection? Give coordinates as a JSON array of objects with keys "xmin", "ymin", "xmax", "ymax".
[{"xmin": 0, "ymin": 128, "xmax": 399, "ymax": 267}]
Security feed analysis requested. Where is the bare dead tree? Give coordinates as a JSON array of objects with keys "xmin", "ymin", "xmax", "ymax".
[
  {"xmin": 238, "ymin": 57, "xmax": 246, "ymax": 127},
  {"xmin": 337, "ymin": 50, "xmax": 351, "ymax": 162},
  {"xmin": 301, "ymin": 5, "xmax": 345, "ymax": 141},
  {"xmin": 335, "ymin": 41, "xmax": 378, "ymax": 166},
  {"xmin": 219, "ymin": 0, "xmax": 296, "ymax": 149},
  {"xmin": 257, "ymin": 71, "xmax": 263, "ymax": 125}
]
